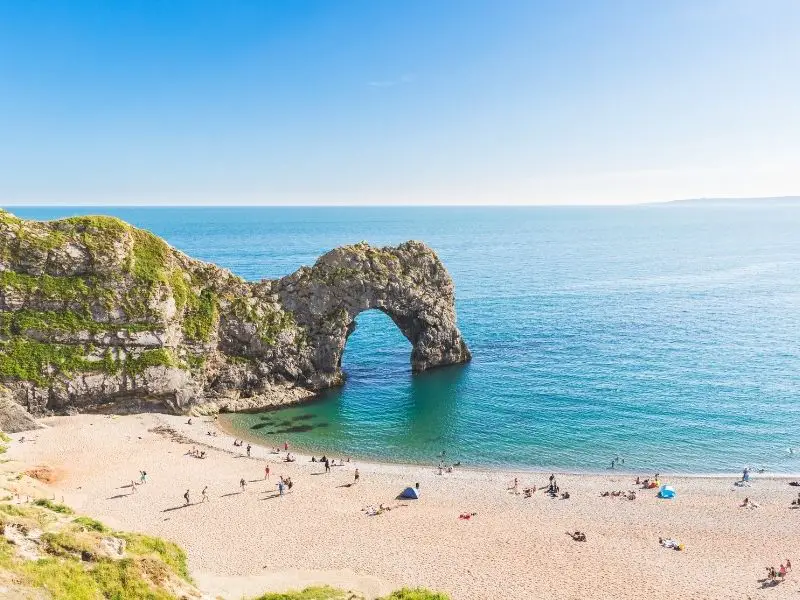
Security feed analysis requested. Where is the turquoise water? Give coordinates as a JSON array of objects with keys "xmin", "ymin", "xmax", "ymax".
[{"xmin": 9, "ymin": 204, "xmax": 800, "ymax": 474}]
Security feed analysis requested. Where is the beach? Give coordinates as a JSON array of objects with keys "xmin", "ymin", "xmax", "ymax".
[{"xmin": 5, "ymin": 413, "xmax": 798, "ymax": 600}]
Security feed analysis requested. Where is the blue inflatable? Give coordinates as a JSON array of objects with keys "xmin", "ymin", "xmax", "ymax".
[{"xmin": 658, "ymin": 485, "xmax": 676, "ymax": 499}]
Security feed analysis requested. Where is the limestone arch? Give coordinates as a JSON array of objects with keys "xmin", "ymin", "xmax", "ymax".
[{"xmin": 275, "ymin": 241, "xmax": 472, "ymax": 389}]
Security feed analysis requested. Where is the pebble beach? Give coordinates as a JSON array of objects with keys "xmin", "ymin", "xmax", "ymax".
[{"xmin": 5, "ymin": 413, "xmax": 799, "ymax": 600}]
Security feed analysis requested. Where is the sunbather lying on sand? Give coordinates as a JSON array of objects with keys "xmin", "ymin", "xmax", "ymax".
[
  {"xmin": 459, "ymin": 512, "xmax": 477, "ymax": 520},
  {"xmin": 568, "ymin": 531, "xmax": 586, "ymax": 542},
  {"xmin": 659, "ymin": 537, "xmax": 684, "ymax": 550}
]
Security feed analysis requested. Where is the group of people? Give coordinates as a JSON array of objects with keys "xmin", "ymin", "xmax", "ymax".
[
  {"xmin": 600, "ymin": 489, "xmax": 636, "ymax": 500},
  {"xmin": 765, "ymin": 560, "xmax": 792, "ymax": 583},
  {"xmin": 183, "ymin": 486, "xmax": 209, "ymax": 505},
  {"xmin": 186, "ymin": 447, "xmax": 206, "ymax": 459},
  {"xmin": 636, "ymin": 474, "xmax": 660, "ymax": 489}
]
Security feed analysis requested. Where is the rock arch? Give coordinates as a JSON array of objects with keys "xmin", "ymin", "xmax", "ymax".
[{"xmin": 275, "ymin": 241, "xmax": 472, "ymax": 389}]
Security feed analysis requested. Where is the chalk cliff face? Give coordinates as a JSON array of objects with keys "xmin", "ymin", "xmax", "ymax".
[{"xmin": 0, "ymin": 209, "xmax": 470, "ymax": 424}]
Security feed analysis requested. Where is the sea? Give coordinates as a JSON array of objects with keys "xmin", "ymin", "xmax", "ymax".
[{"xmin": 8, "ymin": 204, "xmax": 800, "ymax": 475}]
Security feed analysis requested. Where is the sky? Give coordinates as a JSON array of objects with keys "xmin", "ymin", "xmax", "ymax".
[{"xmin": 1, "ymin": 0, "xmax": 798, "ymax": 206}]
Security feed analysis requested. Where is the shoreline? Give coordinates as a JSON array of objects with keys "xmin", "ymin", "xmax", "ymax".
[{"xmin": 217, "ymin": 413, "xmax": 800, "ymax": 481}]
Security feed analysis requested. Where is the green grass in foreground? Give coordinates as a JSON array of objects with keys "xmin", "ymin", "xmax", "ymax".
[
  {"xmin": 33, "ymin": 498, "xmax": 74, "ymax": 514},
  {"xmin": 251, "ymin": 586, "xmax": 450, "ymax": 600},
  {"xmin": 380, "ymin": 590, "xmax": 451, "ymax": 600},
  {"xmin": 252, "ymin": 586, "xmax": 356, "ymax": 600}
]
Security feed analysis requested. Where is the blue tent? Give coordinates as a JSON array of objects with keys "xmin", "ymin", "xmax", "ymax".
[
  {"xmin": 400, "ymin": 487, "xmax": 420, "ymax": 499},
  {"xmin": 658, "ymin": 485, "xmax": 676, "ymax": 499}
]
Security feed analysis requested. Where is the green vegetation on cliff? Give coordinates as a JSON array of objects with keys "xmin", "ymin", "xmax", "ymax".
[
  {"xmin": 0, "ymin": 309, "xmax": 154, "ymax": 337},
  {"xmin": 182, "ymin": 289, "xmax": 218, "ymax": 342},
  {"xmin": 231, "ymin": 297, "xmax": 297, "ymax": 346},
  {"xmin": 0, "ymin": 338, "xmax": 180, "ymax": 386}
]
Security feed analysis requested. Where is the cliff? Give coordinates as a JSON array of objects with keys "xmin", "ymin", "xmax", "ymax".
[{"xmin": 0, "ymin": 209, "xmax": 470, "ymax": 424}]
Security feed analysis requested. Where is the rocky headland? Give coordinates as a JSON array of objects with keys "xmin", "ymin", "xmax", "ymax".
[{"xmin": 0, "ymin": 209, "xmax": 470, "ymax": 428}]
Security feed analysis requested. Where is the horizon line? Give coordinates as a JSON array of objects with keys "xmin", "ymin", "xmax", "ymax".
[{"xmin": 3, "ymin": 195, "xmax": 800, "ymax": 209}]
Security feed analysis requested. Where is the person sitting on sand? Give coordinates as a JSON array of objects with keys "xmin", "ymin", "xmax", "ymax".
[
  {"xmin": 561, "ymin": 491, "xmax": 570, "ymax": 499},
  {"xmin": 568, "ymin": 531, "xmax": 586, "ymax": 542},
  {"xmin": 187, "ymin": 418, "xmax": 192, "ymax": 425}
]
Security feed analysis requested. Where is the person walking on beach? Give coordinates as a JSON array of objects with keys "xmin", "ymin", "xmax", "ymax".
[
  {"xmin": 201, "ymin": 486, "xmax": 209, "ymax": 503},
  {"xmin": 140, "ymin": 470, "xmax": 147, "ymax": 484},
  {"xmin": 130, "ymin": 480, "xmax": 137, "ymax": 494},
  {"xmin": 183, "ymin": 489, "xmax": 190, "ymax": 505},
  {"xmin": 324, "ymin": 458, "xmax": 330, "ymax": 473},
  {"xmin": 354, "ymin": 468, "xmax": 360, "ymax": 484},
  {"xmin": 246, "ymin": 444, "xmax": 251, "ymax": 457},
  {"xmin": 240, "ymin": 478, "xmax": 246, "ymax": 492},
  {"xmin": 277, "ymin": 480, "xmax": 285, "ymax": 496},
  {"xmin": 264, "ymin": 465, "xmax": 270, "ymax": 480}
]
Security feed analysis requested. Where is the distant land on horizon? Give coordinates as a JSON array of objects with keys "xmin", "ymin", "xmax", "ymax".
[{"xmin": 659, "ymin": 195, "xmax": 800, "ymax": 206}]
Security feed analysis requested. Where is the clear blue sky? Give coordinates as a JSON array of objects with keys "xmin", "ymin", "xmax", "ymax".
[{"xmin": 1, "ymin": 1, "xmax": 798, "ymax": 205}]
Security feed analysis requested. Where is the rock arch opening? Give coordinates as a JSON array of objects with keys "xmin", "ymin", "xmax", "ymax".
[{"xmin": 339, "ymin": 309, "xmax": 413, "ymax": 378}]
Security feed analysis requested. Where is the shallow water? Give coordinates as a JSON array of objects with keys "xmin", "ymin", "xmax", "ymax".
[{"xmin": 11, "ymin": 204, "xmax": 800, "ymax": 473}]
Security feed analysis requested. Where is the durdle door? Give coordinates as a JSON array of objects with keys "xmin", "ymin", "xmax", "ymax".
[{"xmin": 0, "ymin": 209, "xmax": 471, "ymax": 427}]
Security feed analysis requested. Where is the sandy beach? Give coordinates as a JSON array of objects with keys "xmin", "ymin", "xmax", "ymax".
[{"xmin": 4, "ymin": 413, "xmax": 799, "ymax": 600}]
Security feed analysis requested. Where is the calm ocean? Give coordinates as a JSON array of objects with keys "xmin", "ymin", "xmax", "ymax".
[{"xmin": 10, "ymin": 204, "xmax": 800, "ymax": 474}]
